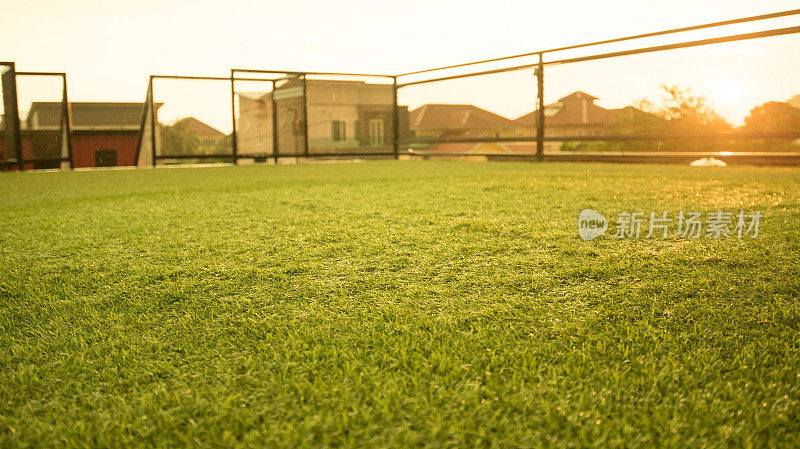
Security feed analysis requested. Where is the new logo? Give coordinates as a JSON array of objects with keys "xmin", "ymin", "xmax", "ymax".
[{"xmin": 578, "ymin": 209, "xmax": 608, "ymax": 241}]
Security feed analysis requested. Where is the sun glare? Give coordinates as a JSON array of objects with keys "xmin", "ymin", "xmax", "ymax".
[{"xmin": 707, "ymin": 78, "xmax": 749, "ymax": 126}]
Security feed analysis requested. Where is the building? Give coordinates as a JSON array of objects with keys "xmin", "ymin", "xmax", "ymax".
[
  {"xmin": 410, "ymin": 92, "xmax": 661, "ymax": 155},
  {"xmin": 1, "ymin": 101, "xmax": 68, "ymax": 169},
  {"xmin": 237, "ymin": 78, "xmax": 410, "ymax": 156},
  {"xmin": 408, "ymin": 104, "xmax": 516, "ymax": 140},
  {"xmin": 514, "ymin": 91, "xmax": 663, "ymax": 139},
  {"xmin": 158, "ymin": 117, "xmax": 227, "ymax": 157},
  {"xmin": 17, "ymin": 102, "xmax": 161, "ymax": 169}
]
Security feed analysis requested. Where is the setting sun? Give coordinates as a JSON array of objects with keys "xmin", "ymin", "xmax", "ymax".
[{"xmin": 707, "ymin": 78, "xmax": 751, "ymax": 126}]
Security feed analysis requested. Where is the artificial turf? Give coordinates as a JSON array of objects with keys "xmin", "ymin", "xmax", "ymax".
[{"xmin": 1, "ymin": 161, "xmax": 798, "ymax": 448}]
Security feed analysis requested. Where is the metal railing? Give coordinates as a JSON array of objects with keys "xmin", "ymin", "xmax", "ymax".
[
  {"xmin": 1, "ymin": 67, "xmax": 72, "ymax": 170},
  {"xmin": 4, "ymin": 8, "xmax": 800, "ymax": 170},
  {"xmin": 393, "ymin": 9, "xmax": 800, "ymax": 161}
]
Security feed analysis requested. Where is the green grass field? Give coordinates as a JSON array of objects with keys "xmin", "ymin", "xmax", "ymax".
[{"xmin": 1, "ymin": 161, "xmax": 799, "ymax": 448}]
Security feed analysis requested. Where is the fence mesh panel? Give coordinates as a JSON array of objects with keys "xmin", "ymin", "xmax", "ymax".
[
  {"xmin": 542, "ymin": 32, "xmax": 800, "ymax": 152},
  {"xmin": 396, "ymin": 27, "xmax": 800, "ymax": 159},
  {"xmin": 151, "ymin": 77, "xmax": 234, "ymax": 163},
  {"xmin": 233, "ymin": 78, "xmax": 274, "ymax": 160},
  {"xmin": 272, "ymin": 76, "xmax": 307, "ymax": 157},
  {"xmin": 135, "ymin": 14, "xmax": 800, "ymax": 165},
  {"xmin": 305, "ymin": 74, "xmax": 397, "ymax": 156},
  {"xmin": 398, "ymin": 69, "xmax": 538, "ymax": 156},
  {"xmin": 15, "ymin": 73, "xmax": 68, "ymax": 169}
]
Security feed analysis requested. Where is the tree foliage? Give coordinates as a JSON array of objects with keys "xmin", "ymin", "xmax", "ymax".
[
  {"xmin": 633, "ymin": 85, "xmax": 733, "ymax": 151},
  {"xmin": 742, "ymin": 101, "xmax": 800, "ymax": 151},
  {"xmin": 638, "ymin": 85, "xmax": 732, "ymax": 134},
  {"xmin": 743, "ymin": 101, "xmax": 800, "ymax": 133}
]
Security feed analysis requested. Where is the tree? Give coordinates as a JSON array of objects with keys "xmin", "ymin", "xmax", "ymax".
[
  {"xmin": 635, "ymin": 85, "xmax": 733, "ymax": 150},
  {"xmin": 642, "ymin": 86, "xmax": 728, "ymax": 127},
  {"xmin": 743, "ymin": 101, "xmax": 800, "ymax": 151},
  {"xmin": 744, "ymin": 101, "xmax": 800, "ymax": 132}
]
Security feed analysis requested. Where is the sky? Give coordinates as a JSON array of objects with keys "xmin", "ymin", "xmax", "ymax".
[{"xmin": 2, "ymin": 0, "xmax": 799, "ymax": 131}]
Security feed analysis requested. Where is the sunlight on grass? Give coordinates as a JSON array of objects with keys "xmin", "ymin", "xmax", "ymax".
[{"xmin": 0, "ymin": 161, "xmax": 798, "ymax": 447}]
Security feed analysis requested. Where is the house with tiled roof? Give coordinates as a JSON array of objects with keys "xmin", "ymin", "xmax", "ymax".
[
  {"xmin": 158, "ymin": 116, "xmax": 230, "ymax": 157},
  {"xmin": 19, "ymin": 102, "xmax": 162, "ymax": 169},
  {"xmin": 410, "ymin": 92, "xmax": 661, "ymax": 156},
  {"xmin": 409, "ymin": 104, "xmax": 516, "ymax": 140},
  {"xmin": 171, "ymin": 117, "xmax": 223, "ymax": 137},
  {"xmin": 26, "ymin": 102, "xmax": 148, "ymax": 130},
  {"xmin": 514, "ymin": 91, "xmax": 663, "ymax": 138}
]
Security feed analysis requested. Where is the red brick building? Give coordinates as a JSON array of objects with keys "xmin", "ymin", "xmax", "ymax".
[{"xmin": 21, "ymin": 102, "xmax": 160, "ymax": 168}]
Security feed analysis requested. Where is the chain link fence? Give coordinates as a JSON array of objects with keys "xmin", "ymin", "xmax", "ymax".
[
  {"xmin": 5, "ymin": 10, "xmax": 800, "ymax": 170},
  {"xmin": 393, "ymin": 11, "xmax": 800, "ymax": 163}
]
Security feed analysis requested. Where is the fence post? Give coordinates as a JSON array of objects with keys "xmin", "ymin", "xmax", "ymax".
[
  {"xmin": 536, "ymin": 52, "xmax": 545, "ymax": 162},
  {"xmin": 272, "ymin": 79, "xmax": 279, "ymax": 165},
  {"xmin": 392, "ymin": 76, "xmax": 399, "ymax": 159},
  {"xmin": 149, "ymin": 76, "xmax": 157, "ymax": 167},
  {"xmin": 3, "ymin": 63, "xmax": 23, "ymax": 171},
  {"xmin": 61, "ymin": 74, "xmax": 74, "ymax": 169},
  {"xmin": 230, "ymin": 70, "xmax": 238, "ymax": 165},
  {"xmin": 302, "ymin": 74, "xmax": 310, "ymax": 158},
  {"xmin": 133, "ymin": 81, "xmax": 151, "ymax": 167}
]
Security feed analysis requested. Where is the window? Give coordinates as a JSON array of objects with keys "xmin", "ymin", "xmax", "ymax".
[
  {"xmin": 95, "ymin": 149, "xmax": 117, "ymax": 167},
  {"xmin": 369, "ymin": 119, "xmax": 385, "ymax": 146},
  {"xmin": 331, "ymin": 120, "xmax": 346, "ymax": 141}
]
